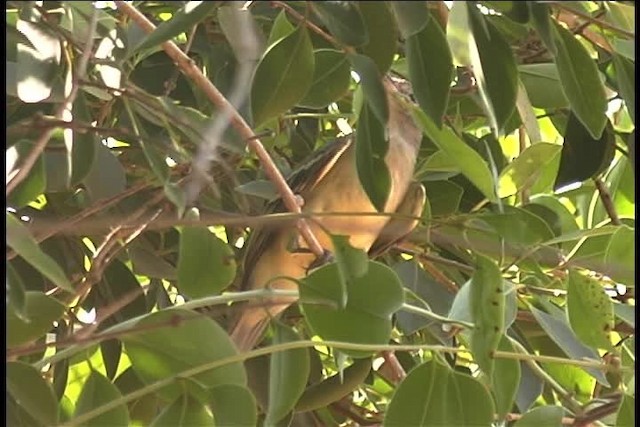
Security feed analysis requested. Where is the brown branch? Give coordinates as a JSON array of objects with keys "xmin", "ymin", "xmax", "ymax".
[
  {"xmin": 6, "ymin": 8, "xmax": 99, "ymax": 195},
  {"xmin": 593, "ymin": 177, "xmax": 622, "ymax": 226},
  {"xmin": 114, "ymin": 1, "xmax": 324, "ymax": 258},
  {"xmin": 549, "ymin": 2, "xmax": 635, "ymax": 38}
]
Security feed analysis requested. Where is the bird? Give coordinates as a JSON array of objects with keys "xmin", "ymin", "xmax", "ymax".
[{"xmin": 229, "ymin": 78, "xmax": 425, "ymax": 352}]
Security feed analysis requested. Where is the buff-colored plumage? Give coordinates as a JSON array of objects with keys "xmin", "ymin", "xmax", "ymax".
[{"xmin": 230, "ymin": 79, "xmax": 424, "ymax": 351}]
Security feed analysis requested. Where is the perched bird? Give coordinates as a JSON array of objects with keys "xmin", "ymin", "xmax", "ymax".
[{"xmin": 230, "ymin": 78, "xmax": 425, "ymax": 351}]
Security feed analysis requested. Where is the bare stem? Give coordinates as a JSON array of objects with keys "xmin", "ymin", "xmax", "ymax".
[{"xmin": 593, "ymin": 177, "xmax": 622, "ymax": 226}]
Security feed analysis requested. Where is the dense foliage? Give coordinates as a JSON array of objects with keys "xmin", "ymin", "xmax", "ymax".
[{"xmin": 6, "ymin": 1, "xmax": 635, "ymax": 426}]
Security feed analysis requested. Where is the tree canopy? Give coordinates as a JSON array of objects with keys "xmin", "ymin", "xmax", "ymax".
[{"xmin": 6, "ymin": 1, "xmax": 635, "ymax": 426}]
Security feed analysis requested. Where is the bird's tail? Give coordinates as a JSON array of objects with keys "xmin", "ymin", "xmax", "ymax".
[{"xmin": 229, "ymin": 307, "xmax": 271, "ymax": 352}]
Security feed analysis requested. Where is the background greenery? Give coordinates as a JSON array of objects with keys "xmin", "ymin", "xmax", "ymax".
[{"xmin": 6, "ymin": 1, "xmax": 635, "ymax": 426}]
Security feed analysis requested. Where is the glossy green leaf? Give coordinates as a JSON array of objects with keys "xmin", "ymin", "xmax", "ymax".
[
  {"xmin": 406, "ymin": 13, "xmax": 454, "ymax": 128},
  {"xmin": 209, "ymin": 384, "xmax": 257, "ymax": 427},
  {"xmin": 265, "ymin": 324, "xmax": 310, "ymax": 425},
  {"xmin": 251, "ymin": 25, "xmax": 314, "ymax": 126},
  {"xmin": 423, "ymin": 180, "xmax": 463, "ymax": 216},
  {"xmin": 519, "ymin": 63, "xmax": 569, "ymax": 109},
  {"xmin": 514, "ymin": 405, "xmax": 564, "ymax": 427},
  {"xmin": 446, "ymin": 1, "xmax": 471, "ymax": 66},
  {"xmin": 355, "ymin": 101, "xmax": 390, "ymax": 212},
  {"xmin": 412, "ymin": 107, "xmax": 497, "ymax": 202},
  {"xmin": 150, "ymin": 393, "xmax": 213, "ymax": 427},
  {"xmin": 493, "ymin": 337, "xmax": 521, "ymax": 420},
  {"xmin": 384, "ymin": 360, "xmax": 495, "ymax": 426},
  {"xmin": 131, "ymin": 1, "xmax": 218, "ymax": 55},
  {"xmin": 603, "ymin": 225, "xmax": 634, "ymax": 286},
  {"xmin": 16, "ymin": 20, "xmax": 61, "ymax": 103},
  {"xmin": 329, "ymin": 234, "xmax": 369, "ymax": 308},
  {"xmin": 552, "ymin": 22, "xmax": 607, "ymax": 139},
  {"xmin": 128, "ymin": 243, "xmax": 178, "ymax": 280},
  {"xmin": 390, "ymin": 1, "xmax": 429, "ymax": 38},
  {"xmin": 74, "ymin": 370, "xmax": 130, "ymax": 426},
  {"xmin": 299, "ymin": 49, "xmax": 350, "ymax": 109},
  {"xmin": 267, "ymin": 10, "xmax": 295, "ymax": 46},
  {"xmin": 567, "ymin": 270, "xmax": 615, "ymax": 350},
  {"xmin": 554, "ymin": 114, "xmax": 615, "ymax": 190},
  {"xmin": 349, "ymin": 53, "xmax": 389, "ymax": 124},
  {"xmin": 312, "ymin": 1, "xmax": 368, "ymax": 47},
  {"xmin": 358, "ymin": 2, "xmax": 397, "ymax": 73},
  {"xmin": 467, "ymin": 5, "xmax": 518, "ymax": 134},
  {"xmin": 7, "ymin": 361, "xmax": 58, "ymax": 426},
  {"xmin": 614, "ymin": 302, "xmax": 635, "ymax": 329},
  {"xmin": 529, "ymin": 305, "xmax": 609, "ymax": 386},
  {"xmin": 6, "ymin": 140, "xmax": 46, "ymax": 208},
  {"xmin": 528, "ymin": 2, "xmax": 556, "ymax": 56},
  {"xmin": 122, "ymin": 308, "xmax": 247, "ymax": 400},
  {"xmin": 92, "ymin": 259, "xmax": 148, "ymax": 324},
  {"xmin": 470, "ymin": 255, "xmax": 504, "ymax": 378},
  {"xmin": 515, "ymin": 78, "xmax": 542, "ymax": 143},
  {"xmin": 612, "ymin": 53, "xmax": 635, "ymax": 123},
  {"xmin": 498, "ymin": 143, "xmax": 562, "ymax": 198},
  {"xmin": 6, "ymin": 213, "xmax": 72, "ymax": 292},
  {"xmin": 300, "ymin": 261, "xmax": 404, "ymax": 358},
  {"xmin": 177, "ymin": 211, "xmax": 237, "ymax": 298}
]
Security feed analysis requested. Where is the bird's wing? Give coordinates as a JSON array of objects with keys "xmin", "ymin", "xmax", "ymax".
[
  {"xmin": 368, "ymin": 181, "xmax": 426, "ymax": 258},
  {"xmin": 239, "ymin": 136, "xmax": 353, "ymax": 290}
]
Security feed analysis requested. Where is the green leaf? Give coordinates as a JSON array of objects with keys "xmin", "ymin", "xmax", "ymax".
[
  {"xmin": 6, "ymin": 140, "xmax": 46, "ymax": 208},
  {"xmin": 493, "ymin": 337, "xmax": 521, "ymax": 420},
  {"xmin": 412, "ymin": 107, "xmax": 498, "ymax": 202},
  {"xmin": 603, "ymin": 225, "xmax": 634, "ymax": 286},
  {"xmin": 552, "ymin": 22, "xmax": 607, "ymax": 139},
  {"xmin": 6, "ymin": 213, "xmax": 72, "ymax": 292},
  {"xmin": 150, "ymin": 393, "xmax": 213, "ymax": 426},
  {"xmin": 122, "ymin": 308, "xmax": 246, "ymax": 401},
  {"xmin": 16, "ymin": 20, "xmax": 61, "ymax": 103},
  {"xmin": 7, "ymin": 263, "xmax": 27, "ymax": 320},
  {"xmin": 295, "ymin": 358, "xmax": 372, "ymax": 412},
  {"xmin": 92, "ymin": 259, "xmax": 148, "ymax": 324},
  {"xmin": 251, "ymin": 25, "xmax": 314, "ymax": 126},
  {"xmin": 68, "ymin": 93, "xmax": 97, "ymax": 185},
  {"xmin": 498, "ymin": 143, "xmax": 562, "ymax": 198},
  {"xmin": 300, "ymin": 261, "xmax": 404, "ymax": 358},
  {"xmin": 267, "ymin": 10, "xmax": 295, "ymax": 46},
  {"xmin": 177, "ymin": 211, "xmax": 237, "ymax": 298},
  {"xmin": 514, "ymin": 405, "xmax": 564, "ymax": 427},
  {"xmin": 329, "ymin": 234, "xmax": 369, "ymax": 308},
  {"xmin": 467, "ymin": 5, "xmax": 518, "ymax": 134},
  {"xmin": 554, "ymin": 114, "xmax": 615, "ymax": 190},
  {"xmin": 358, "ymin": 2, "xmax": 397, "ymax": 73},
  {"xmin": 82, "ymin": 143, "xmax": 126, "ymax": 202},
  {"xmin": 470, "ymin": 255, "xmax": 505, "ymax": 378},
  {"xmin": 446, "ymin": 1, "xmax": 471, "ymax": 66},
  {"xmin": 312, "ymin": 1, "xmax": 368, "ymax": 47},
  {"xmin": 612, "ymin": 53, "xmax": 635, "ymax": 123},
  {"xmin": 529, "ymin": 305, "xmax": 609, "ymax": 386},
  {"xmin": 384, "ymin": 360, "xmax": 495, "ymax": 426},
  {"xmin": 7, "ymin": 291, "xmax": 64, "ymax": 348},
  {"xmin": 265, "ymin": 324, "xmax": 310, "ymax": 425},
  {"xmin": 528, "ymin": 2, "xmax": 556, "ymax": 56},
  {"xmin": 614, "ymin": 302, "xmax": 635, "ymax": 329},
  {"xmin": 423, "ymin": 180, "xmax": 463, "ymax": 216},
  {"xmin": 299, "ymin": 49, "xmax": 350, "ymax": 109},
  {"xmin": 390, "ymin": 1, "xmax": 429, "ymax": 38},
  {"xmin": 209, "ymin": 384, "xmax": 257, "ymax": 427},
  {"xmin": 519, "ymin": 63, "xmax": 569, "ymax": 109},
  {"xmin": 349, "ymin": 53, "xmax": 389, "ymax": 124},
  {"xmin": 355, "ymin": 101, "xmax": 390, "ymax": 212},
  {"xmin": 406, "ymin": 13, "xmax": 454, "ymax": 128},
  {"xmin": 74, "ymin": 370, "xmax": 130, "ymax": 427},
  {"xmin": 218, "ymin": 4, "xmax": 263, "ymax": 63},
  {"xmin": 616, "ymin": 394, "xmax": 635, "ymax": 427},
  {"xmin": 7, "ymin": 361, "xmax": 58, "ymax": 426},
  {"xmin": 131, "ymin": 1, "xmax": 218, "ymax": 56},
  {"xmin": 567, "ymin": 270, "xmax": 615, "ymax": 350}
]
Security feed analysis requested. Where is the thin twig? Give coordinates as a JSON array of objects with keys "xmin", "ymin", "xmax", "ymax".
[
  {"xmin": 114, "ymin": 1, "xmax": 324, "ymax": 258},
  {"xmin": 593, "ymin": 177, "xmax": 622, "ymax": 226},
  {"xmin": 549, "ymin": 2, "xmax": 635, "ymax": 38},
  {"xmin": 6, "ymin": 8, "xmax": 99, "ymax": 195}
]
